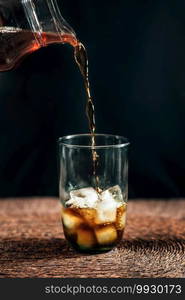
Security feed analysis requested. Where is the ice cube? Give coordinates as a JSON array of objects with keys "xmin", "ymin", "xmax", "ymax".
[
  {"xmin": 103, "ymin": 185, "xmax": 123, "ymax": 204},
  {"xmin": 78, "ymin": 208, "xmax": 97, "ymax": 226},
  {"xmin": 95, "ymin": 225, "xmax": 117, "ymax": 245},
  {"xmin": 116, "ymin": 204, "xmax": 127, "ymax": 230},
  {"xmin": 77, "ymin": 228, "xmax": 96, "ymax": 249},
  {"xmin": 66, "ymin": 187, "xmax": 99, "ymax": 208},
  {"xmin": 96, "ymin": 198, "xmax": 117, "ymax": 224},
  {"xmin": 95, "ymin": 187, "xmax": 120, "ymax": 224},
  {"xmin": 62, "ymin": 208, "xmax": 83, "ymax": 234}
]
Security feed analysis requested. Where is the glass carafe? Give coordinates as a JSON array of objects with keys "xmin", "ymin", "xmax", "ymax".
[{"xmin": 0, "ymin": 0, "xmax": 77, "ymax": 71}]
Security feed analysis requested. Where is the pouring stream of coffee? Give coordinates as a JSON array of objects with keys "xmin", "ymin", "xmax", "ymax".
[{"xmin": 74, "ymin": 43, "xmax": 100, "ymax": 192}]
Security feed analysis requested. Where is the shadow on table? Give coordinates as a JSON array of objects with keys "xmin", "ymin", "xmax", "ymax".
[
  {"xmin": 0, "ymin": 238, "xmax": 81, "ymax": 260},
  {"xmin": 1, "ymin": 236, "xmax": 185, "ymax": 261}
]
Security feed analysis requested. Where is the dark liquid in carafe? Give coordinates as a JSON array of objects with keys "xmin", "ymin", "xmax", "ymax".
[
  {"xmin": 0, "ymin": 27, "xmax": 99, "ymax": 190},
  {"xmin": 0, "ymin": 28, "xmax": 78, "ymax": 71}
]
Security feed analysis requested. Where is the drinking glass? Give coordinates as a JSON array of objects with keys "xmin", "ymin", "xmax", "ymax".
[{"xmin": 58, "ymin": 134, "xmax": 129, "ymax": 253}]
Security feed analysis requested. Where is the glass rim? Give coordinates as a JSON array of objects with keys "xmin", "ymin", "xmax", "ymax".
[{"xmin": 58, "ymin": 133, "xmax": 130, "ymax": 149}]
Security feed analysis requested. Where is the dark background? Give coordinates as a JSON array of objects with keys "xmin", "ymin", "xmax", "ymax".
[{"xmin": 0, "ymin": 0, "xmax": 185, "ymax": 199}]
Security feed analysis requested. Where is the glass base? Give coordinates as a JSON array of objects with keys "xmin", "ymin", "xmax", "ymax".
[{"xmin": 67, "ymin": 241, "xmax": 117, "ymax": 254}]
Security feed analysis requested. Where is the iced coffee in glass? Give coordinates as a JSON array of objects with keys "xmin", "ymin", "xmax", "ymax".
[{"xmin": 58, "ymin": 134, "xmax": 129, "ymax": 253}]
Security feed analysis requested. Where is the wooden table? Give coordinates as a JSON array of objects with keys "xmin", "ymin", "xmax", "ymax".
[{"xmin": 0, "ymin": 198, "xmax": 185, "ymax": 278}]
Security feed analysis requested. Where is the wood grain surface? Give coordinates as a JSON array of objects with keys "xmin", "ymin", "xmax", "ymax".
[{"xmin": 0, "ymin": 198, "xmax": 185, "ymax": 278}]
